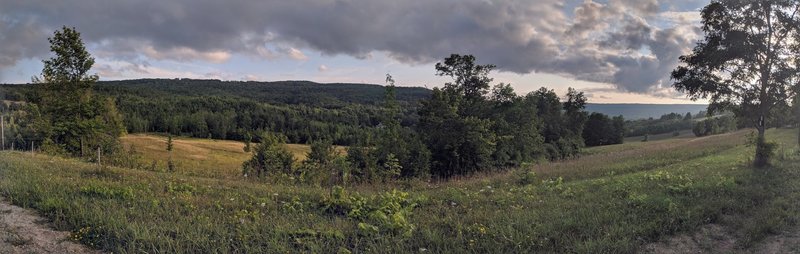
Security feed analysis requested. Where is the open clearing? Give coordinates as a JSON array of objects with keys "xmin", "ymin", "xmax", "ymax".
[
  {"xmin": 1, "ymin": 129, "xmax": 799, "ymax": 253},
  {"xmin": 120, "ymin": 134, "xmax": 346, "ymax": 179}
]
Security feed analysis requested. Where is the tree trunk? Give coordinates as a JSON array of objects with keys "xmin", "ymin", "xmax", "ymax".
[{"xmin": 754, "ymin": 116, "xmax": 769, "ymax": 168}]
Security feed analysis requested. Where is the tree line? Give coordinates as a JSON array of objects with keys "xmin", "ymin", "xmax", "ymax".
[
  {"xmin": 243, "ymin": 54, "xmax": 626, "ymax": 181},
  {"xmin": 1, "ymin": 27, "xmax": 630, "ymax": 182}
]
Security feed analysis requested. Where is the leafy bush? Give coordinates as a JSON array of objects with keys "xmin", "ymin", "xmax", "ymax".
[
  {"xmin": 242, "ymin": 133, "xmax": 294, "ymax": 178},
  {"xmin": 322, "ymin": 186, "xmax": 419, "ymax": 237}
]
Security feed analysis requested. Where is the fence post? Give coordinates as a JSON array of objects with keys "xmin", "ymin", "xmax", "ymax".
[{"xmin": 1, "ymin": 115, "xmax": 5, "ymax": 150}]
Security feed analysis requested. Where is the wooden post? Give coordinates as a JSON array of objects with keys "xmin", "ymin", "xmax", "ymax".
[
  {"xmin": 31, "ymin": 141, "xmax": 34, "ymax": 153},
  {"xmin": 1, "ymin": 115, "xmax": 5, "ymax": 150},
  {"xmin": 97, "ymin": 147, "xmax": 101, "ymax": 166}
]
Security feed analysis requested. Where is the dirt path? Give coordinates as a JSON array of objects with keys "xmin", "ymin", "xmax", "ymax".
[
  {"xmin": 0, "ymin": 198, "xmax": 97, "ymax": 254},
  {"xmin": 641, "ymin": 224, "xmax": 800, "ymax": 254}
]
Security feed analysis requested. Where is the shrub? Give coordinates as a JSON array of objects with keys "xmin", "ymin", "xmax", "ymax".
[
  {"xmin": 242, "ymin": 133, "xmax": 294, "ymax": 178},
  {"xmin": 322, "ymin": 186, "xmax": 418, "ymax": 237}
]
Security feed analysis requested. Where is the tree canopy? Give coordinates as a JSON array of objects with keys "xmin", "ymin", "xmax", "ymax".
[
  {"xmin": 32, "ymin": 26, "xmax": 124, "ymax": 156},
  {"xmin": 672, "ymin": 0, "xmax": 800, "ymax": 167}
]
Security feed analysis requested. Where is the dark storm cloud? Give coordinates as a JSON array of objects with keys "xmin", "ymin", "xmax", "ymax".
[{"xmin": 0, "ymin": 0, "xmax": 703, "ymax": 93}]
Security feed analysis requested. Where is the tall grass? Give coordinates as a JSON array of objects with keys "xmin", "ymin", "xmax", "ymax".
[{"xmin": 0, "ymin": 129, "xmax": 798, "ymax": 253}]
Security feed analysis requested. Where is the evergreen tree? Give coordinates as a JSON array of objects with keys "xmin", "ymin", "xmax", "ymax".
[
  {"xmin": 243, "ymin": 132, "xmax": 252, "ymax": 152},
  {"xmin": 166, "ymin": 134, "xmax": 175, "ymax": 171}
]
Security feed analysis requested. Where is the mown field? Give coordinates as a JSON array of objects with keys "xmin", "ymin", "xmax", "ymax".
[
  {"xmin": 120, "ymin": 134, "xmax": 346, "ymax": 179},
  {"xmin": 1, "ymin": 129, "xmax": 799, "ymax": 253}
]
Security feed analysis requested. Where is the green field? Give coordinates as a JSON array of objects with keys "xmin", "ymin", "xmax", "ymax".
[{"xmin": 1, "ymin": 129, "xmax": 799, "ymax": 253}]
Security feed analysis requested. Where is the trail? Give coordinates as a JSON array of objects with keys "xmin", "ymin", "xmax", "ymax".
[
  {"xmin": 0, "ymin": 198, "xmax": 97, "ymax": 254},
  {"xmin": 642, "ymin": 224, "xmax": 800, "ymax": 253}
]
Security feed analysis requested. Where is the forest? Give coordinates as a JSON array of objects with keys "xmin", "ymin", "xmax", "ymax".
[{"xmin": 0, "ymin": 36, "xmax": 629, "ymax": 181}]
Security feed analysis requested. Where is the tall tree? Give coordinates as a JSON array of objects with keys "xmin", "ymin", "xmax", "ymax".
[
  {"xmin": 33, "ymin": 26, "xmax": 124, "ymax": 156},
  {"xmin": 375, "ymin": 74, "xmax": 430, "ymax": 178},
  {"xmin": 672, "ymin": 1, "xmax": 800, "ymax": 167},
  {"xmin": 563, "ymin": 87, "xmax": 588, "ymax": 139},
  {"xmin": 435, "ymin": 54, "xmax": 496, "ymax": 117},
  {"xmin": 488, "ymin": 83, "xmax": 543, "ymax": 166},
  {"xmin": 420, "ymin": 54, "xmax": 496, "ymax": 177}
]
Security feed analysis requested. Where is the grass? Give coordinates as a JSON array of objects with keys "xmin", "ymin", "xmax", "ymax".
[
  {"xmin": 0, "ymin": 129, "xmax": 799, "ymax": 253},
  {"xmin": 120, "ymin": 134, "xmax": 346, "ymax": 179},
  {"xmin": 623, "ymin": 129, "xmax": 695, "ymax": 143}
]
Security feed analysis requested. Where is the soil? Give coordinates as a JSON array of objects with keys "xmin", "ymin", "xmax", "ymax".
[
  {"xmin": 0, "ymin": 198, "xmax": 98, "ymax": 254},
  {"xmin": 641, "ymin": 224, "xmax": 800, "ymax": 254}
]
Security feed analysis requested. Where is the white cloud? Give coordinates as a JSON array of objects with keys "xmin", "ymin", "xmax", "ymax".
[
  {"xmin": 142, "ymin": 46, "xmax": 231, "ymax": 63},
  {"xmin": 284, "ymin": 47, "xmax": 308, "ymax": 61}
]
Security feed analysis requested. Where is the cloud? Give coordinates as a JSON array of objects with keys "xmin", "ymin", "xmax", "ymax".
[
  {"xmin": 283, "ymin": 47, "xmax": 308, "ymax": 61},
  {"xmin": 141, "ymin": 46, "xmax": 231, "ymax": 63},
  {"xmin": 0, "ymin": 0, "xmax": 705, "ymax": 94},
  {"xmin": 318, "ymin": 65, "xmax": 329, "ymax": 72}
]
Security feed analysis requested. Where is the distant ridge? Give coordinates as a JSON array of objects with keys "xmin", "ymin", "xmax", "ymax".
[
  {"xmin": 3, "ymin": 79, "xmax": 708, "ymax": 120},
  {"xmin": 586, "ymin": 103, "xmax": 708, "ymax": 120}
]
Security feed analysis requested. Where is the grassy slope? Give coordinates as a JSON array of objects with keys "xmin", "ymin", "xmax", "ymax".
[
  {"xmin": 121, "ymin": 134, "xmax": 346, "ymax": 179},
  {"xmin": 0, "ymin": 129, "xmax": 799, "ymax": 253},
  {"xmin": 623, "ymin": 129, "xmax": 696, "ymax": 143}
]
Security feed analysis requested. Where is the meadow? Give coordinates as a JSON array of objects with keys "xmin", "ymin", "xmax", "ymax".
[
  {"xmin": 0, "ymin": 129, "xmax": 799, "ymax": 253},
  {"xmin": 120, "ymin": 134, "xmax": 347, "ymax": 179}
]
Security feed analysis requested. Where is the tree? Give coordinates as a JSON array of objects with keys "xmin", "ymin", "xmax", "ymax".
[
  {"xmin": 374, "ymin": 75, "xmax": 430, "ymax": 178},
  {"xmin": 563, "ymin": 87, "xmax": 588, "ymax": 137},
  {"xmin": 242, "ymin": 133, "xmax": 294, "ymax": 178},
  {"xmin": 33, "ymin": 26, "xmax": 124, "ymax": 156},
  {"xmin": 794, "ymin": 95, "xmax": 800, "ymax": 146},
  {"xmin": 166, "ymin": 134, "xmax": 175, "ymax": 171},
  {"xmin": 419, "ymin": 54, "xmax": 496, "ymax": 177},
  {"xmin": 582, "ymin": 113, "xmax": 625, "ymax": 147},
  {"xmin": 243, "ymin": 132, "xmax": 252, "ymax": 153},
  {"xmin": 166, "ymin": 134, "xmax": 174, "ymax": 152},
  {"xmin": 671, "ymin": 1, "xmax": 800, "ymax": 167},
  {"xmin": 306, "ymin": 139, "xmax": 336, "ymax": 166},
  {"xmin": 608, "ymin": 115, "xmax": 626, "ymax": 144},
  {"xmin": 488, "ymin": 84, "xmax": 543, "ymax": 166},
  {"xmin": 583, "ymin": 113, "xmax": 611, "ymax": 146},
  {"xmin": 434, "ymin": 54, "xmax": 495, "ymax": 116},
  {"xmin": 527, "ymin": 88, "xmax": 583, "ymax": 159}
]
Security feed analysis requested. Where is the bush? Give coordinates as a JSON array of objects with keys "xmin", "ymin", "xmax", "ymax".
[
  {"xmin": 242, "ymin": 133, "xmax": 294, "ymax": 178},
  {"xmin": 322, "ymin": 186, "xmax": 419, "ymax": 237}
]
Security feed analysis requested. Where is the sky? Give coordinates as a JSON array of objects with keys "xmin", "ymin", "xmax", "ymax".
[{"xmin": 0, "ymin": 0, "xmax": 711, "ymax": 104}]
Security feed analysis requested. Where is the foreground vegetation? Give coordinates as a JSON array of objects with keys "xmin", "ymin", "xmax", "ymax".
[{"xmin": 1, "ymin": 128, "xmax": 798, "ymax": 253}]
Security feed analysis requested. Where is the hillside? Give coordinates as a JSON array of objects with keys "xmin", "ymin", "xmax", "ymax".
[
  {"xmin": 3, "ymin": 80, "xmax": 706, "ymax": 121},
  {"xmin": 95, "ymin": 79, "xmax": 432, "ymax": 107},
  {"xmin": 2, "ymin": 129, "xmax": 799, "ymax": 252}
]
